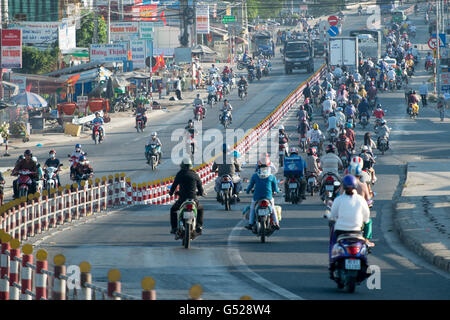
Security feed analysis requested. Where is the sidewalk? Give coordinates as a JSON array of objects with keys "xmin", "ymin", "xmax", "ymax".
[{"xmin": 394, "ymin": 161, "xmax": 450, "ymax": 273}]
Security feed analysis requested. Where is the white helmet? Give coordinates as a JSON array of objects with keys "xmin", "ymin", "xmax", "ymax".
[
  {"xmin": 151, "ymin": 132, "xmax": 157, "ymax": 137},
  {"xmin": 279, "ymin": 125, "xmax": 285, "ymax": 130}
]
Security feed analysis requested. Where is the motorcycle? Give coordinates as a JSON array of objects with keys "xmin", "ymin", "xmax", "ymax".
[
  {"xmin": 248, "ymin": 69, "xmax": 255, "ymax": 82},
  {"xmin": 321, "ymin": 173, "xmax": 341, "ymax": 204},
  {"xmin": 329, "ymin": 224, "xmax": 371, "ymax": 293},
  {"xmin": 388, "ymin": 79, "xmax": 395, "ymax": 91},
  {"xmin": 425, "ymin": 60, "xmax": 434, "ymax": 72},
  {"xmin": 237, "ymin": 60, "xmax": 249, "ymax": 70},
  {"xmin": 368, "ymin": 98, "xmax": 376, "ymax": 110},
  {"xmin": 44, "ymin": 167, "xmax": 59, "ymax": 192},
  {"xmin": 238, "ymin": 85, "xmax": 247, "ymax": 100},
  {"xmin": 207, "ymin": 93, "xmax": 216, "ymax": 106},
  {"xmin": 72, "ymin": 173, "xmax": 92, "ymax": 189},
  {"xmin": 186, "ymin": 134, "xmax": 196, "ymax": 157},
  {"xmin": 279, "ymin": 143, "xmax": 287, "ymax": 167},
  {"xmin": 328, "ymin": 128, "xmax": 338, "ymax": 144},
  {"xmin": 15, "ymin": 169, "xmax": 34, "ymax": 199},
  {"xmin": 396, "ymin": 77, "xmax": 403, "ymax": 90},
  {"xmin": 194, "ymin": 104, "xmax": 204, "ymax": 122},
  {"xmin": 286, "ymin": 177, "xmax": 300, "ymax": 204},
  {"xmin": 216, "ymin": 85, "xmax": 223, "ymax": 102},
  {"xmin": 360, "ymin": 112, "xmax": 368, "ymax": 129},
  {"xmin": 256, "ymin": 66, "xmax": 262, "ymax": 80},
  {"xmin": 218, "ymin": 174, "xmax": 234, "ymax": 211},
  {"xmin": 373, "ymin": 118, "xmax": 383, "ymax": 133},
  {"xmin": 220, "ymin": 111, "xmax": 232, "ymax": 128},
  {"xmin": 378, "ymin": 136, "xmax": 389, "ymax": 155},
  {"xmin": 410, "ymin": 106, "xmax": 418, "ymax": 119},
  {"xmin": 263, "ymin": 64, "xmax": 270, "ymax": 76},
  {"xmin": 306, "ymin": 173, "xmax": 319, "ymax": 196},
  {"xmin": 145, "ymin": 144, "xmax": 160, "ymax": 171},
  {"xmin": 136, "ymin": 113, "xmax": 145, "ymax": 133},
  {"xmin": 299, "ymin": 134, "xmax": 308, "ymax": 153},
  {"xmin": 252, "ymin": 199, "xmax": 278, "ymax": 243},
  {"xmin": 92, "ymin": 123, "xmax": 104, "ymax": 144},
  {"xmin": 175, "ymin": 199, "xmax": 200, "ymax": 249},
  {"xmin": 339, "ymin": 152, "xmax": 349, "ymax": 169}
]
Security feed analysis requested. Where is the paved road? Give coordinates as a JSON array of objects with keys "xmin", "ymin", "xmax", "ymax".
[{"xmin": 27, "ymin": 6, "xmax": 450, "ymax": 300}]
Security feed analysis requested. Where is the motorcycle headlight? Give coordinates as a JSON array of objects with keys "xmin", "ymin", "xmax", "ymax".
[{"xmin": 331, "ymin": 244, "xmax": 345, "ymax": 258}]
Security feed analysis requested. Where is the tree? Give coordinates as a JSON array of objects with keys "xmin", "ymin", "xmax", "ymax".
[
  {"xmin": 247, "ymin": 0, "xmax": 285, "ymax": 20},
  {"xmin": 18, "ymin": 46, "xmax": 60, "ymax": 74},
  {"xmin": 76, "ymin": 12, "xmax": 107, "ymax": 48}
]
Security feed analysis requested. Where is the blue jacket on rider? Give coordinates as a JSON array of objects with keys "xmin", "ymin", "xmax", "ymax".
[
  {"xmin": 358, "ymin": 100, "xmax": 370, "ymax": 115},
  {"xmin": 246, "ymin": 173, "xmax": 279, "ymax": 201}
]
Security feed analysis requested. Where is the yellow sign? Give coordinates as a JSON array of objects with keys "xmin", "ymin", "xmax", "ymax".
[
  {"xmin": 433, "ymin": 48, "xmax": 437, "ymax": 58},
  {"xmin": 226, "ymin": 6, "xmax": 231, "ymax": 16}
]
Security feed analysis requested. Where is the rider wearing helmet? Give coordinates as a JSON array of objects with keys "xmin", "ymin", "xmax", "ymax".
[
  {"xmin": 72, "ymin": 155, "xmax": 94, "ymax": 184},
  {"xmin": 279, "ymin": 125, "xmax": 289, "ymax": 156},
  {"xmin": 335, "ymin": 107, "xmax": 346, "ymax": 128},
  {"xmin": 44, "ymin": 149, "xmax": 63, "ymax": 186},
  {"xmin": 134, "ymin": 102, "xmax": 148, "ymax": 128},
  {"xmin": 169, "ymin": 157, "xmax": 206, "ymax": 235},
  {"xmin": 373, "ymin": 105, "xmax": 385, "ymax": 119},
  {"xmin": 376, "ymin": 120, "xmax": 391, "ymax": 149},
  {"xmin": 297, "ymin": 104, "xmax": 308, "ymax": 121},
  {"xmin": 246, "ymin": 162, "xmax": 280, "ymax": 231},
  {"xmin": 212, "ymin": 144, "xmax": 242, "ymax": 202},
  {"xmin": 319, "ymin": 144, "xmax": 343, "ymax": 188},
  {"xmin": 256, "ymin": 153, "xmax": 278, "ymax": 175},
  {"xmin": 69, "ymin": 144, "xmax": 86, "ymax": 177},
  {"xmin": 345, "ymin": 122, "xmax": 356, "ymax": 150},
  {"xmin": 146, "ymin": 132, "xmax": 163, "ymax": 164},
  {"xmin": 305, "ymin": 147, "xmax": 321, "ymax": 178},
  {"xmin": 12, "ymin": 149, "xmax": 38, "ymax": 199},
  {"xmin": 92, "ymin": 112, "xmax": 105, "ymax": 140},
  {"xmin": 283, "ymin": 147, "xmax": 307, "ymax": 202},
  {"xmin": 307, "ymin": 123, "xmax": 325, "ymax": 154}
]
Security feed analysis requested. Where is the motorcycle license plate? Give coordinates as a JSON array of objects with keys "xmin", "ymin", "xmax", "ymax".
[
  {"xmin": 289, "ymin": 183, "xmax": 298, "ymax": 188},
  {"xmin": 301, "ymin": 138, "xmax": 306, "ymax": 142},
  {"xmin": 221, "ymin": 183, "xmax": 231, "ymax": 189},
  {"xmin": 345, "ymin": 259, "xmax": 361, "ymax": 270},
  {"xmin": 183, "ymin": 211, "xmax": 194, "ymax": 220},
  {"xmin": 258, "ymin": 208, "xmax": 270, "ymax": 216},
  {"xmin": 279, "ymin": 151, "xmax": 285, "ymax": 155},
  {"xmin": 308, "ymin": 178, "xmax": 315, "ymax": 184},
  {"xmin": 325, "ymin": 185, "xmax": 334, "ymax": 191}
]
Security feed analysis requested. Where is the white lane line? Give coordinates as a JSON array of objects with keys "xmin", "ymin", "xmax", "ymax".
[{"xmin": 227, "ymin": 221, "xmax": 305, "ymax": 300}]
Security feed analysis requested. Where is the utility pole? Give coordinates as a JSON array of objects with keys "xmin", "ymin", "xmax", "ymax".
[
  {"xmin": 437, "ymin": 0, "xmax": 441, "ymax": 98},
  {"xmin": 107, "ymin": 0, "xmax": 111, "ymax": 43},
  {"xmin": 93, "ymin": 0, "xmax": 98, "ymax": 44}
]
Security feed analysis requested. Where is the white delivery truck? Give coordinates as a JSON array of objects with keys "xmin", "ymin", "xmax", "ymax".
[{"xmin": 328, "ymin": 37, "xmax": 358, "ymax": 71}]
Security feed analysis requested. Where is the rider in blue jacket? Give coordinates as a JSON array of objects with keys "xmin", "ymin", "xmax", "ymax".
[{"xmin": 245, "ymin": 164, "xmax": 280, "ymax": 230}]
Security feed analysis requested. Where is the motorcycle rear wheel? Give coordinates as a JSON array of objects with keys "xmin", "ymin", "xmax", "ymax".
[
  {"xmin": 345, "ymin": 277, "xmax": 356, "ymax": 293},
  {"xmin": 184, "ymin": 224, "xmax": 191, "ymax": 249}
]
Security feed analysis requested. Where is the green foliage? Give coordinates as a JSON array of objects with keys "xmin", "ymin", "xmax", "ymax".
[
  {"xmin": 309, "ymin": 0, "xmax": 342, "ymax": 17},
  {"xmin": 76, "ymin": 12, "xmax": 107, "ymax": 48},
  {"xmin": 18, "ymin": 46, "xmax": 60, "ymax": 74},
  {"xmin": 247, "ymin": 0, "xmax": 284, "ymax": 19}
]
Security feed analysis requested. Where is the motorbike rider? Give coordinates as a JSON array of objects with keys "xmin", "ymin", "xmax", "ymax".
[
  {"xmin": 134, "ymin": 103, "xmax": 148, "ymax": 128},
  {"xmin": 297, "ymin": 105, "xmax": 309, "ymax": 122},
  {"xmin": 298, "ymin": 116, "xmax": 310, "ymax": 137},
  {"xmin": 305, "ymin": 147, "xmax": 322, "ymax": 179},
  {"xmin": 419, "ymin": 81, "xmax": 429, "ymax": 107},
  {"xmin": 319, "ymin": 145, "xmax": 343, "ymax": 194},
  {"xmin": 12, "ymin": 149, "xmax": 38, "ymax": 199},
  {"xmin": 32, "ymin": 157, "xmax": 43, "ymax": 193},
  {"xmin": 146, "ymin": 132, "xmax": 163, "ymax": 164},
  {"xmin": 245, "ymin": 163, "xmax": 280, "ymax": 230},
  {"xmin": 220, "ymin": 99, "xmax": 233, "ymax": 124},
  {"xmin": 283, "ymin": 147, "xmax": 307, "ymax": 202},
  {"xmin": 237, "ymin": 76, "xmax": 248, "ymax": 95},
  {"xmin": 212, "ymin": 145, "xmax": 242, "ymax": 202},
  {"xmin": 193, "ymin": 93, "xmax": 206, "ymax": 118},
  {"xmin": 69, "ymin": 144, "xmax": 86, "ymax": 177},
  {"xmin": 44, "ymin": 149, "xmax": 62, "ymax": 187},
  {"xmin": 71, "ymin": 155, "xmax": 93, "ymax": 182},
  {"xmin": 387, "ymin": 67, "xmax": 396, "ymax": 85},
  {"xmin": 345, "ymin": 122, "xmax": 356, "ymax": 150},
  {"xmin": 255, "ymin": 153, "xmax": 278, "ymax": 175},
  {"xmin": 360, "ymin": 145, "xmax": 377, "ymax": 183},
  {"xmin": 377, "ymin": 120, "xmax": 391, "ymax": 149},
  {"xmin": 207, "ymin": 82, "xmax": 218, "ymax": 104},
  {"xmin": 322, "ymin": 96, "xmax": 336, "ymax": 117},
  {"xmin": 92, "ymin": 112, "xmax": 104, "ymax": 139},
  {"xmin": 169, "ymin": 157, "xmax": 206, "ymax": 235},
  {"xmin": 327, "ymin": 111, "xmax": 339, "ymax": 136},
  {"xmin": 406, "ymin": 89, "xmax": 419, "ymax": 114},
  {"xmin": 425, "ymin": 52, "xmax": 433, "ymax": 69},
  {"xmin": 328, "ymin": 175, "xmax": 372, "ymax": 278},
  {"xmin": 344, "ymin": 101, "xmax": 356, "ymax": 125},
  {"xmin": 357, "ymin": 98, "xmax": 370, "ymax": 122},
  {"xmin": 367, "ymin": 82, "xmax": 377, "ymax": 103},
  {"xmin": 307, "ymin": 123, "xmax": 325, "ymax": 154},
  {"xmin": 303, "ymin": 98, "xmax": 314, "ymax": 120},
  {"xmin": 185, "ymin": 119, "xmax": 198, "ymax": 137},
  {"xmin": 279, "ymin": 125, "xmax": 290, "ymax": 155},
  {"xmin": 303, "ymin": 82, "xmax": 312, "ymax": 101},
  {"xmin": 336, "ymin": 130, "xmax": 352, "ymax": 161},
  {"xmin": 335, "ymin": 107, "xmax": 346, "ymax": 128}
]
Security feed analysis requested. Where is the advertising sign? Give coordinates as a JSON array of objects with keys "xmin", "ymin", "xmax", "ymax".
[
  {"xmin": 139, "ymin": 22, "xmax": 154, "ymax": 40},
  {"xmin": 131, "ymin": 40, "xmax": 146, "ymax": 69},
  {"xmin": 9, "ymin": 22, "xmax": 59, "ymax": 45},
  {"xmin": 110, "ymin": 22, "xmax": 140, "ymax": 42},
  {"xmin": 90, "ymin": 43, "xmax": 128, "ymax": 62},
  {"xmin": 58, "ymin": 21, "xmax": 76, "ymax": 51},
  {"xmin": 196, "ymin": 4, "xmax": 210, "ymax": 34},
  {"xmin": 1, "ymin": 29, "xmax": 22, "ymax": 68},
  {"xmin": 10, "ymin": 75, "xmax": 27, "ymax": 92}
]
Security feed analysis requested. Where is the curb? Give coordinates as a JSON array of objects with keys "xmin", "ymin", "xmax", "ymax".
[{"xmin": 392, "ymin": 164, "xmax": 450, "ymax": 274}]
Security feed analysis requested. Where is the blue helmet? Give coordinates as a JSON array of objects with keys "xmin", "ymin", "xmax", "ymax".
[
  {"xmin": 346, "ymin": 122, "xmax": 353, "ymax": 129},
  {"xmin": 343, "ymin": 175, "xmax": 357, "ymax": 189},
  {"xmin": 75, "ymin": 144, "xmax": 81, "ymax": 149},
  {"xmin": 348, "ymin": 164, "xmax": 362, "ymax": 176},
  {"xmin": 79, "ymin": 155, "xmax": 86, "ymax": 162}
]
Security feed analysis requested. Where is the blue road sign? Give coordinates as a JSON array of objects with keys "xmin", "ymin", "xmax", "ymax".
[
  {"xmin": 328, "ymin": 26, "xmax": 339, "ymax": 37},
  {"xmin": 432, "ymin": 33, "xmax": 446, "ymax": 47}
]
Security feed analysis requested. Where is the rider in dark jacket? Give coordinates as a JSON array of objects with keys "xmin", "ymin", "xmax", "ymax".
[{"xmin": 169, "ymin": 158, "xmax": 205, "ymax": 234}]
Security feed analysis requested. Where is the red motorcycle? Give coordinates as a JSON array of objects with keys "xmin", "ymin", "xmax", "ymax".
[
  {"xmin": 425, "ymin": 60, "xmax": 434, "ymax": 72},
  {"xmin": 216, "ymin": 85, "xmax": 223, "ymax": 102},
  {"xmin": 136, "ymin": 113, "xmax": 145, "ymax": 133},
  {"xmin": 15, "ymin": 169, "xmax": 34, "ymax": 199},
  {"xmin": 92, "ymin": 123, "xmax": 104, "ymax": 144},
  {"xmin": 193, "ymin": 104, "xmax": 204, "ymax": 121}
]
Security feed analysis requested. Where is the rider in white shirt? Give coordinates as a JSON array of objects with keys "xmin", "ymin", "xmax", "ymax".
[
  {"xmin": 322, "ymin": 98, "xmax": 336, "ymax": 115},
  {"xmin": 387, "ymin": 68, "xmax": 396, "ymax": 81}
]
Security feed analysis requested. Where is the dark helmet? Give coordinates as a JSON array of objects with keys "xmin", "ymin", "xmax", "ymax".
[
  {"xmin": 343, "ymin": 175, "xmax": 358, "ymax": 189},
  {"xmin": 24, "ymin": 149, "xmax": 32, "ymax": 156},
  {"xmin": 325, "ymin": 144, "xmax": 335, "ymax": 154}
]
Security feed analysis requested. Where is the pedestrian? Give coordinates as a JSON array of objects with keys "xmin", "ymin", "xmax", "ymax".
[
  {"xmin": 419, "ymin": 81, "xmax": 428, "ymax": 107},
  {"xmin": 175, "ymin": 76, "xmax": 182, "ymax": 100}
]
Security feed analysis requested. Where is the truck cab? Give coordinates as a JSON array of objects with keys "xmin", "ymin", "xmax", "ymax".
[{"xmin": 283, "ymin": 40, "xmax": 314, "ymax": 74}]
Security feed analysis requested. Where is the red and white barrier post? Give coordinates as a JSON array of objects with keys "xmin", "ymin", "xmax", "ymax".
[
  {"xmin": 142, "ymin": 277, "xmax": 156, "ymax": 300},
  {"xmin": 52, "ymin": 254, "xmax": 66, "ymax": 300},
  {"xmin": 79, "ymin": 261, "xmax": 92, "ymax": 300},
  {"xmin": 107, "ymin": 269, "xmax": 121, "ymax": 300},
  {"xmin": 0, "ymin": 232, "xmax": 11, "ymax": 300},
  {"xmin": 21, "ymin": 244, "xmax": 33, "ymax": 300},
  {"xmin": 8, "ymin": 238, "xmax": 21, "ymax": 300},
  {"xmin": 35, "ymin": 249, "xmax": 48, "ymax": 300}
]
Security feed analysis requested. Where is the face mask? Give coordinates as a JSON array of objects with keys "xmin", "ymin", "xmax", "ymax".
[{"xmin": 50, "ymin": 154, "xmax": 56, "ymax": 158}]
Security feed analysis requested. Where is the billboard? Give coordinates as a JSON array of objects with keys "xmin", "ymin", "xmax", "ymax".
[
  {"xmin": 196, "ymin": 4, "xmax": 210, "ymax": 34},
  {"xmin": 1, "ymin": 29, "xmax": 22, "ymax": 68},
  {"xmin": 131, "ymin": 40, "xmax": 146, "ymax": 69},
  {"xmin": 90, "ymin": 43, "xmax": 128, "ymax": 62},
  {"xmin": 110, "ymin": 22, "xmax": 140, "ymax": 42}
]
